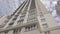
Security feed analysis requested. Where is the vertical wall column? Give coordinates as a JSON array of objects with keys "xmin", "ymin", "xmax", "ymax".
[
  {"xmin": 13, "ymin": 0, "xmax": 30, "ymax": 26},
  {"xmin": 23, "ymin": 0, "xmax": 32, "ymax": 23}
]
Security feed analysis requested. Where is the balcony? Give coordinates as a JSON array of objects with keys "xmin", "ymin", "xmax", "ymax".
[
  {"xmin": 7, "ymin": 16, "xmax": 11, "ymax": 19},
  {"xmin": 0, "ymin": 22, "xmax": 60, "ymax": 34},
  {"xmin": 12, "ymin": 17, "xmax": 17, "ymax": 21}
]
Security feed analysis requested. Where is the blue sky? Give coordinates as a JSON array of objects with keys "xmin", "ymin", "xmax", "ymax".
[
  {"xmin": 0, "ymin": 0, "xmax": 12, "ymax": 16},
  {"xmin": 0, "ymin": 0, "xmax": 23, "ymax": 16}
]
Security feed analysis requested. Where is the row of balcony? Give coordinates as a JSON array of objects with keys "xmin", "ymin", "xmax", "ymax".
[{"xmin": 0, "ymin": 21, "xmax": 60, "ymax": 33}]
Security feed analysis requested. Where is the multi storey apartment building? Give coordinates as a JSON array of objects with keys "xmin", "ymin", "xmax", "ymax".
[
  {"xmin": 56, "ymin": 0, "xmax": 60, "ymax": 16},
  {"xmin": 0, "ymin": 0, "xmax": 60, "ymax": 34}
]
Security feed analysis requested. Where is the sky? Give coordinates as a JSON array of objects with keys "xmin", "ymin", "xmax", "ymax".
[
  {"xmin": 0, "ymin": 0, "xmax": 58, "ymax": 16},
  {"xmin": 0, "ymin": 0, "xmax": 24, "ymax": 16},
  {"xmin": 0, "ymin": 0, "xmax": 57, "ymax": 16},
  {"xmin": 0, "ymin": 0, "xmax": 60, "ymax": 24}
]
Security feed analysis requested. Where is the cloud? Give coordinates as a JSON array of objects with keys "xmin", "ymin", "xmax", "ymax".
[{"xmin": 0, "ymin": 0, "xmax": 23, "ymax": 16}]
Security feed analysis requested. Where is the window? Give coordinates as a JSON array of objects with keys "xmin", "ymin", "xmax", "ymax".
[
  {"xmin": 13, "ymin": 29, "xmax": 18, "ymax": 34},
  {"xmin": 25, "ymin": 25, "xmax": 37, "ymax": 32},
  {"xmin": 9, "ymin": 23, "xmax": 14, "ymax": 25},
  {"xmin": 40, "ymin": 12, "xmax": 43, "ymax": 14},
  {"xmin": 17, "ymin": 19, "xmax": 24, "ymax": 24},
  {"xmin": 17, "ymin": 11, "xmax": 21, "ymax": 15},
  {"xmin": 28, "ymin": 15, "xmax": 36, "ymax": 18},
  {"xmin": 7, "ymin": 21, "xmax": 14, "ymax": 28},
  {"xmin": 25, "ymin": 27, "xmax": 30, "ymax": 32},
  {"xmin": 40, "ymin": 12, "xmax": 44, "ymax": 17},
  {"xmin": 25, "ymin": 27, "xmax": 28, "ymax": 31},
  {"xmin": 29, "ymin": 10, "xmax": 36, "ymax": 14},
  {"xmin": 40, "ymin": 14, "xmax": 44, "ymax": 17},
  {"xmin": 28, "ymin": 17, "xmax": 36, "ymax": 20},
  {"xmin": 31, "ymin": 25, "xmax": 36, "ymax": 30},
  {"xmin": 27, "ymin": 19, "xmax": 38, "ymax": 23},
  {"xmin": 28, "ymin": 16, "xmax": 36, "ymax": 20},
  {"xmin": 20, "ymin": 15, "xmax": 25, "ymax": 18},
  {"xmin": 28, "ymin": 27, "xmax": 30, "ymax": 31},
  {"xmin": 15, "ymin": 15, "xmax": 19, "ymax": 18},
  {"xmin": 5, "ymin": 31, "xmax": 8, "ymax": 34},
  {"xmin": 41, "ymin": 18, "xmax": 45, "ymax": 22},
  {"xmin": 12, "ymin": 17, "xmax": 17, "ymax": 21},
  {"xmin": 29, "ymin": 10, "xmax": 35, "ymax": 13},
  {"xmin": 45, "ymin": 31, "xmax": 50, "ymax": 34},
  {"xmin": 29, "ymin": 9, "xmax": 36, "ymax": 16},
  {"xmin": 21, "ymin": 11, "xmax": 26, "ymax": 15},
  {"xmin": 42, "ymin": 23, "xmax": 48, "ymax": 28}
]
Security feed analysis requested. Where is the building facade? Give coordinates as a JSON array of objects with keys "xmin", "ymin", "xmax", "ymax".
[
  {"xmin": 56, "ymin": 0, "xmax": 60, "ymax": 16},
  {"xmin": 0, "ymin": 15, "xmax": 9, "ymax": 28},
  {"xmin": 0, "ymin": 0, "xmax": 60, "ymax": 34}
]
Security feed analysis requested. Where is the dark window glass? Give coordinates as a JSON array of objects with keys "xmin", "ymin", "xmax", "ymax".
[{"xmin": 45, "ymin": 31, "xmax": 50, "ymax": 34}]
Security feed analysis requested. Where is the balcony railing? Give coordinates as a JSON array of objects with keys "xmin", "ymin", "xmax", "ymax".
[
  {"xmin": 0, "ymin": 22, "xmax": 37, "ymax": 34},
  {"xmin": 0, "ymin": 22, "xmax": 60, "ymax": 34}
]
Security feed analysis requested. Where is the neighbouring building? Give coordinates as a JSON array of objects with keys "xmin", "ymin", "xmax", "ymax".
[
  {"xmin": 0, "ymin": 15, "xmax": 8, "ymax": 28},
  {"xmin": 56, "ymin": 0, "xmax": 60, "ymax": 16}
]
